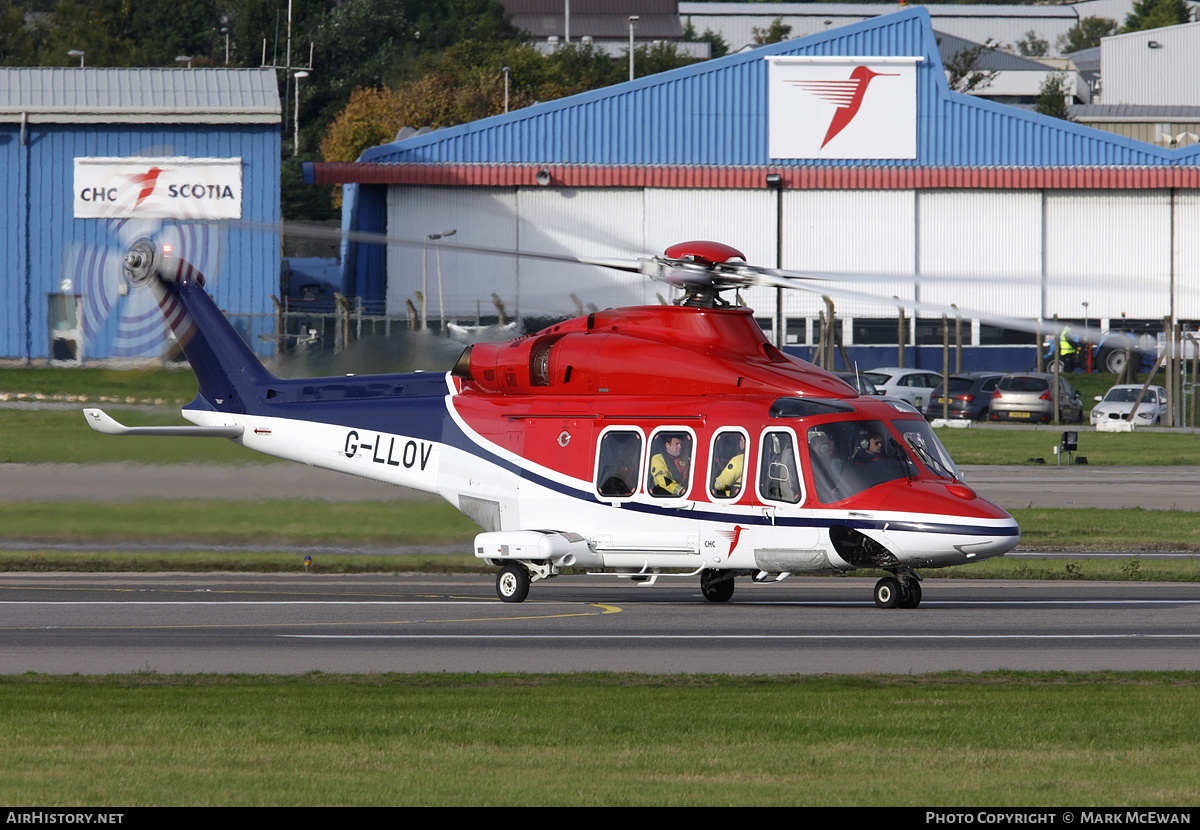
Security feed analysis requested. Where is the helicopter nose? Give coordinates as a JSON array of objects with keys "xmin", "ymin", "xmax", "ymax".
[
  {"xmin": 956, "ymin": 524, "xmax": 1021, "ymax": 559},
  {"xmin": 873, "ymin": 481, "xmax": 1020, "ymax": 566}
]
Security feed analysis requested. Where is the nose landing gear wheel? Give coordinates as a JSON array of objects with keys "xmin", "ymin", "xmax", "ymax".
[
  {"xmin": 496, "ymin": 564, "xmax": 531, "ymax": 603},
  {"xmin": 874, "ymin": 576, "xmax": 900, "ymax": 609}
]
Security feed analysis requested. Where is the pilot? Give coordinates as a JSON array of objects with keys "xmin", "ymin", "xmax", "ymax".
[
  {"xmin": 713, "ymin": 435, "xmax": 745, "ymax": 498},
  {"xmin": 852, "ymin": 431, "xmax": 885, "ymax": 464},
  {"xmin": 650, "ymin": 435, "xmax": 690, "ymax": 496}
]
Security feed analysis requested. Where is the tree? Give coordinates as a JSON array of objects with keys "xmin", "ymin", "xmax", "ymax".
[
  {"xmin": 752, "ymin": 17, "xmax": 791, "ymax": 46},
  {"xmin": 1056, "ymin": 17, "xmax": 1119, "ymax": 54},
  {"xmin": 1015, "ymin": 30, "xmax": 1049, "ymax": 58},
  {"xmin": 299, "ymin": 0, "xmax": 521, "ymax": 156},
  {"xmin": 1034, "ymin": 72, "xmax": 1075, "ymax": 122},
  {"xmin": 943, "ymin": 38, "xmax": 1001, "ymax": 94},
  {"xmin": 0, "ymin": 4, "xmax": 47, "ymax": 65},
  {"xmin": 631, "ymin": 41, "xmax": 698, "ymax": 78},
  {"xmin": 684, "ymin": 19, "xmax": 729, "ymax": 59},
  {"xmin": 1122, "ymin": 0, "xmax": 1192, "ymax": 33}
]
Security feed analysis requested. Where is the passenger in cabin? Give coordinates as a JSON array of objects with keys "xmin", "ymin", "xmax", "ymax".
[
  {"xmin": 712, "ymin": 434, "xmax": 745, "ymax": 498},
  {"xmin": 649, "ymin": 434, "xmax": 691, "ymax": 496}
]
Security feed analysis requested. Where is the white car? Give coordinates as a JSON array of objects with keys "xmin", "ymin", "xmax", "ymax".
[
  {"xmin": 862, "ymin": 368, "xmax": 944, "ymax": 410},
  {"xmin": 1090, "ymin": 385, "xmax": 1168, "ymax": 426}
]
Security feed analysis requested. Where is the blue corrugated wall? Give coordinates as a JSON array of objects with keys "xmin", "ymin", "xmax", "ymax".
[
  {"xmin": 0, "ymin": 121, "xmax": 280, "ymax": 360},
  {"xmin": 359, "ymin": 7, "xmax": 1200, "ymax": 169}
]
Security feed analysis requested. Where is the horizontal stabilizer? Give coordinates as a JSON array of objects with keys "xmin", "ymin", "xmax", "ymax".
[{"xmin": 83, "ymin": 408, "xmax": 244, "ymax": 438}]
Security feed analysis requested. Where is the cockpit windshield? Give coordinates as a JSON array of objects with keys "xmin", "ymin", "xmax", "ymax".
[
  {"xmin": 896, "ymin": 419, "xmax": 962, "ymax": 482},
  {"xmin": 806, "ymin": 418, "xmax": 960, "ymax": 504}
]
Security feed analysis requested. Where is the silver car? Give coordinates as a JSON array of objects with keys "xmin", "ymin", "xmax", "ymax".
[
  {"xmin": 1090, "ymin": 385, "xmax": 1168, "ymax": 426},
  {"xmin": 862, "ymin": 368, "xmax": 944, "ymax": 410},
  {"xmin": 989, "ymin": 373, "xmax": 1084, "ymax": 424}
]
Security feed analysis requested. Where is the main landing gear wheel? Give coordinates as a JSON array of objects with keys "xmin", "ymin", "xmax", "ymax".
[
  {"xmin": 700, "ymin": 569, "xmax": 735, "ymax": 603},
  {"xmin": 898, "ymin": 580, "xmax": 922, "ymax": 609},
  {"xmin": 874, "ymin": 577, "xmax": 901, "ymax": 609},
  {"xmin": 496, "ymin": 564, "xmax": 530, "ymax": 603}
]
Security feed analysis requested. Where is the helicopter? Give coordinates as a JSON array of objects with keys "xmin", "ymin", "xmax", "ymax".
[{"xmin": 83, "ymin": 236, "xmax": 1020, "ymax": 609}]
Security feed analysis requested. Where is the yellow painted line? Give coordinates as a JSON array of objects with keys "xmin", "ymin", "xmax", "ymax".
[{"xmin": 0, "ymin": 602, "xmax": 623, "ymax": 631}]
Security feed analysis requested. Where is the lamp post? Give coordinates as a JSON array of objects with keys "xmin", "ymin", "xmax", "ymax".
[
  {"xmin": 423, "ymin": 230, "xmax": 457, "ymax": 333},
  {"xmin": 1082, "ymin": 301, "xmax": 1091, "ymax": 372},
  {"xmin": 67, "ymin": 50, "xmax": 85, "ymax": 67},
  {"xmin": 503, "ymin": 66, "xmax": 510, "ymax": 113},
  {"xmin": 175, "ymin": 55, "xmax": 193, "ymax": 68},
  {"xmin": 628, "ymin": 16, "xmax": 639, "ymax": 81},
  {"xmin": 293, "ymin": 70, "xmax": 309, "ymax": 156}
]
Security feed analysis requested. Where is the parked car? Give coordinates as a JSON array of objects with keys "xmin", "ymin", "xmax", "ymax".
[
  {"xmin": 923, "ymin": 372, "xmax": 1004, "ymax": 422},
  {"xmin": 861, "ymin": 368, "xmax": 944, "ymax": 410},
  {"xmin": 1090, "ymin": 384, "xmax": 1168, "ymax": 426},
  {"xmin": 833, "ymin": 371, "xmax": 882, "ymax": 396},
  {"xmin": 989, "ymin": 373, "xmax": 1084, "ymax": 424}
]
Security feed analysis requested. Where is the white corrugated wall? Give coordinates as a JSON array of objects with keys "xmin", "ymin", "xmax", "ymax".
[{"xmin": 386, "ymin": 184, "xmax": 1200, "ymax": 336}]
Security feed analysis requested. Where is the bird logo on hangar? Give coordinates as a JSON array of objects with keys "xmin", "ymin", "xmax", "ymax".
[
  {"xmin": 788, "ymin": 66, "xmax": 900, "ymax": 149},
  {"xmin": 766, "ymin": 56, "xmax": 919, "ymax": 160}
]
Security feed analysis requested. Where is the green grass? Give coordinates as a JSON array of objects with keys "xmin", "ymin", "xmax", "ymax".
[
  {"xmin": 1, "ymin": 672, "xmax": 1198, "ymax": 806},
  {"xmin": 939, "ymin": 428, "xmax": 1200, "ymax": 465},
  {"xmin": 0, "ymin": 499, "xmax": 478, "ymax": 545},
  {"xmin": 0, "ymin": 408, "xmax": 270, "ymax": 464},
  {"xmin": 0, "ymin": 366, "xmax": 198, "ymax": 404},
  {"xmin": 0, "ymin": 501, "xmax": 1185, "ymax": 551},
  {"xmin": 1011, "ymin": 507, "xmax": 1200, "ymax": 551},
  {"xmin": 0, "ymin": 549, "xmax": 484, "ymax": 573}
]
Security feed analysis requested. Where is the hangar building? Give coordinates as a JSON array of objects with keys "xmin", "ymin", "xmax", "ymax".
[
  {"xmin": 307, "ymin": 7, "xmax": 1200, "ymax": 371},
  {"xmin": 1, "ymin": 68, "xmax": 281, "ymax": 363}
]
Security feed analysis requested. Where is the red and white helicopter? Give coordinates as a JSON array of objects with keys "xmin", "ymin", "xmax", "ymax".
[{"xmin": 84, "ymin": 237, "xmax": 1019, "ymax": 608}]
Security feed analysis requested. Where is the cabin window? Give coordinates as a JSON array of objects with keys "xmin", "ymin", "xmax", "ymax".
[
  {"xmin": 709, "ymin": 430, "xmax": 748, "ymax": 500},
  {"xmin": 596, "ymin": 430, "xmax": 643, "ymax": 498},
  {"xmin": 646, "ymin": 430, "xmax": 694, "ymax": 498},
  {"xmin": 758, "ymin": 430, "xmax": 802, "ymax": 504}
]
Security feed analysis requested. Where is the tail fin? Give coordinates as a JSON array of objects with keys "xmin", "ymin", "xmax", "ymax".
[{"xmin": 137, "ymin": 244, "xmax": 276, "ymax": 413}]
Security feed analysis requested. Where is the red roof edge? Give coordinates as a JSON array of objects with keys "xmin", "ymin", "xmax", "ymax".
[{"xmin": 309, "ymin": 162, "xmax": 1200, "ymax": 190}]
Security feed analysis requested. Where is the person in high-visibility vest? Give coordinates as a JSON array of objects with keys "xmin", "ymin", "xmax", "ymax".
[{"xmin": 1059, "ymin": 327, "xmax": 1079, "ymax": 371}]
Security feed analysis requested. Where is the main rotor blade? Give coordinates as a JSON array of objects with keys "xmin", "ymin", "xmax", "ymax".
[
  {"xmin": 237, "ymin": 219, "xmax": 646, "ymax": 273},
  {"xmin": 766, "ymin": 273, "xmax": 1106, "ymax": 343}
]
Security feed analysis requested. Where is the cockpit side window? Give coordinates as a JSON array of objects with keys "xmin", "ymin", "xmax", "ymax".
[
  {"xmin": 758, "ymin": 430, "xmax": 802, "ymax": 504},
  {"xmin": 596, "ymin": 429, "xmax": 643, "ymax": 498},
  {"xmin": 807, "ymin": 420, "xmax": 916, "ymax": 503},
  {"xmin": 647, "ymin": 429, "xmax": 694, "ymax": 498},
  {"xmin": 709, "ymin": 429, "xmax": 748, "ymax": 500}
]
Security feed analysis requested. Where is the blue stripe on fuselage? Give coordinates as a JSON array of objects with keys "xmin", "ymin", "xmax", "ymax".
[{"xmin": 199, "ymin": 373, "xmax": 1014, "ymax": 540}]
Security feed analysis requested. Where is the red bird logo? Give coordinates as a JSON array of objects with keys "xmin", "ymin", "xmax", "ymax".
[
  {"xmin": 789, "ymin": 66, "xmax": 899, "ymax": 149},
  {"xmin": 716, "ymin": 526, "xmax": 745, "ymax": 556},
  {"xmin": 126, "ymin": 167, "xmax": 166, "ymax": 209}
]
